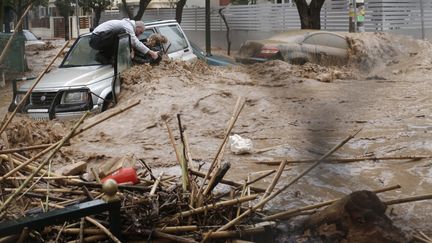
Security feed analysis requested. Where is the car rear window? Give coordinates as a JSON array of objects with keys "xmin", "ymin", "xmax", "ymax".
[{"xmin": 156, "ymin": 25, "xmax": 189, "ymax": 54}]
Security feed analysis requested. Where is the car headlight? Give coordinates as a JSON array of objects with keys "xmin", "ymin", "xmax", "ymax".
[
  {"xmin": 14, "ymin": 93, "xmax": 25, "ymax": 105},
  {"xmin": 61, "ymin": 91, "xmax": 88, "ymax": 104}
]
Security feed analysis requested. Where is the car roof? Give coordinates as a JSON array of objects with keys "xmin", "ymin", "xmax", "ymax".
[
  {"xmin": 267, "ymin": 29, "xmax": 346, "ymax": 43},
  {"xmin": 144, "ymin": 19, "xmax": 178, "ymax": 27}
]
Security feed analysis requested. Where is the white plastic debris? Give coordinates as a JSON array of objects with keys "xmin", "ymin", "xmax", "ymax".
[{"xmin": 229, "ymin": 134, "xmax": 253, "ymax": 154}]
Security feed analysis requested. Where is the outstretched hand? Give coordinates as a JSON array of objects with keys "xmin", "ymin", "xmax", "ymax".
[{"xmin": 149, "ymin": 50, "xmax": 159, "ymax": 60}]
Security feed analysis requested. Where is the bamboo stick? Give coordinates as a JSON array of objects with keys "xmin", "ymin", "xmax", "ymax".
[
  {"xmin": 79, "ymin": 217, "xmax": 85, "ymax": 243},
  {"xmin": 213, "ymin": 169, "xmax": 276, "ymax": 202},
  {"xmin": 60, "ymin": 228, "xmax": 104, "ymax": 235},
  {"xmin": 217, "ymin": 129, "xmax": 361, "ymax": 231},
  {"xmin": 165, "ymin": 120, "xmax": 189, "ymax": 191},
  {"xmin": 170, "ymin": 194, "xmax": 258, "ymax": 220},
  {"xmin": 0, "ymin": 41, "xmax": 70, "ymax": 137},
  {"xmin": 4, "ymin": 188, "xmax": 86, "ymax": 195},
  {"xmin": 141, "ymin": 229, "xmax": 197, "ymax": 243},
  {"xmin": 198, "ymin": 97, "xmax": 246, "ymax": 195},
  {"xmin": 263, "ymin": 184, "xmax": 402, "ymax": 221},
  {"xmin": 66, "ymin": 235, "xmax": 107, "ymax": 243},
  {"xmin": 150, "ymin": 172, "xmax": 164, "ymax": 196},
  {"xmin": 0, "ymin": 4, "xmax": 33, "ymax": 65},
  {"xmin": 253, "ymin": 155, "xmax": 431, "ymax": 165},
  {"xmin": 0, "ymin": 112, "xmax": 88, "ymax": 213},
  {"xmin": 16, "ymin": 227, "xmax": 29, "ymax": 243},
  {"xmin": 0, "ymin": 144, "xmax": 52, "ymax": 155},
  {"xmin": 76, "ymin": 99, "xmax": 141, "ymax": 135},
  {"xmin": 259, "ymin": 160, "xmax": 287, "ymax": 205},
  {"xmin": 157, "ymin": 225, "xmax": 199, "ymax": 233},
  {"xmin": 385, "ymin": 193, "xmax": 432, "ymax": 205},
  {"xmin": 190, "ymin": 169, "xmax": 265, "ymax": 193},
  {"xmin": 203, "ymin": 227, "xmax": 265, "ymax": 239},
  {"xmin": 3, "ymin": 176, "xmax": 80, "ymax": 180},
  {"xmin": 203, "ymin": 162, "xmax": 231, "ymax": 196},
  {"xmin": 85, "ymin": 217, "xmax": 121, "ymax": 243}
]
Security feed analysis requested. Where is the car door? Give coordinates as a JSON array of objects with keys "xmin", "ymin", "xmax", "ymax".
[
  {"xmin": 112, "ymin": 33, "xmax": 131, "ymax": 103},
  {"xmin": 155, "ymin": 24, "xmax": 195, "ymax": 61}
]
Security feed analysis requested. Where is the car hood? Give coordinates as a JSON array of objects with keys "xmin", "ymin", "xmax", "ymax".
[{"xmin": 18, "ymin": 65, "xmax": 114, "ymax": 91}]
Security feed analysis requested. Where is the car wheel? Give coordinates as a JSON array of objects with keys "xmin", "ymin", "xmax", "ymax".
[{"xmin": 102, "ymin": 93, "xmax": 115, "ymax": 112}]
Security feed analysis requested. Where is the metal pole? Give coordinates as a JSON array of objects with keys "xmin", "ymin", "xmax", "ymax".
[
  {"xmin": 205, "ymin": 0, "xmax": 211, "ymax": 56},
  {"xmin": 420, "ymin": 0, "xmax": 425, "ymax": 40},
  {"xmin": 353, "ymin": 0, "xmax": 357, "ymax": 33},
  {"xmin": 75, "ymin": 0, "xmax": 80, "ymax": 37}
]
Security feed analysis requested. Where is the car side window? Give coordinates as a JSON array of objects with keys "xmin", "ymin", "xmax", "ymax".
[
  {"xmin": 138, "ymin": 28, "xmax": 155, "ymax": 41},
  {"xmin": 156, "ymin": 25, "xmax": 189, "ymax": 54},
  {"xmin": 303, "ymin": 33, "xmax": 348, "ymax": 49}
]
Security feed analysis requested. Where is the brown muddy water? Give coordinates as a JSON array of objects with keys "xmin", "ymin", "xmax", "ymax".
[{"xmin": 1, "ymin": 33, "xmax": 432, "ymax": 239}]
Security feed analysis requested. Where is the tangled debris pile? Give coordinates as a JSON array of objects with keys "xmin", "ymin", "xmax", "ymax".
[{"xmin": 0, "ymin": 97, "xmax": 431, "ymax": 242}]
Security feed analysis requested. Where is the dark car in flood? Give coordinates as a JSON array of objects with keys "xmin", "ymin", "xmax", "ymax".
[
  {"xmin": 235, "ymin": 30, "xmax": 348, "ymax": 65},
  {"xmin": 190, "ymin": 42, "xmax": 236, "ymax": 66}
]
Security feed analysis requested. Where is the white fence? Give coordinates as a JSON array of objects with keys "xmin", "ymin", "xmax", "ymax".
[{"xmin": 99, "ymin": 0, "xmax": 432, "ymax": 48}]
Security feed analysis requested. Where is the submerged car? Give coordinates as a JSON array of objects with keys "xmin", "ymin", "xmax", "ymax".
[
  {"xmin": 189, "ymin": 41, "xmax": 236, "ymax": 66},
  {"xmin": 9, "ymin": 32, "xmax": 131, "ymax": 120},
  {"xmin": 23, "ymin": 30, "xmax": 46, "ymax": 50},
  {"xmin": 236, "ymin": 30, "xmax": 348, "ymax": 65},
  {"xmin": 9, "ymin": 20, "xmax": 196, "ymax": 120}
]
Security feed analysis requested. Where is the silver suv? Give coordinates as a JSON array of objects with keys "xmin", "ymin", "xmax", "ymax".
[{"xmin": 9, "ymin": 20, "xmax": 196, "ymax": 120}]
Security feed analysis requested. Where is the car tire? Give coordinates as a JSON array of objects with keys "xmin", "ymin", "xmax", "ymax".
[{"xmin": 102, "ymin": 93, "xmax": 115, "ymax": 112}]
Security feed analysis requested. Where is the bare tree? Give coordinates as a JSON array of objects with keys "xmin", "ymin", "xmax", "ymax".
[
  {"xmin": 121, "ymin": 0, "xmax": 152, "ymax": 21},
  {"xmin": 294, "ymin": 0, "xmax": 325, "ymax": 29},
  {"xmin": 175, "ymin": 0, "xmax": 187, "ymax": 24}
]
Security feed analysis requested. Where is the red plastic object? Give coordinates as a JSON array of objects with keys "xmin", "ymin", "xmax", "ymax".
[{"xmin": 101, "ymin": 167, "xmax": 139, "ymax": 185}]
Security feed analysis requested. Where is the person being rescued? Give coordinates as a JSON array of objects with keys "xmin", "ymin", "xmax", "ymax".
[
  {"xmin": 133, "ymin": 33, "xmax": 168, "ymax": 65},
  {"xmin": 89, "ymin": 18, "xmax": 159, "ymax": 63}
]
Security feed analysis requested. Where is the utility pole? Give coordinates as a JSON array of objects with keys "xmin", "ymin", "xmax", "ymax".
[{"xmin": 205, "ymin": 0, "xmax": 211, "ymax": 56}]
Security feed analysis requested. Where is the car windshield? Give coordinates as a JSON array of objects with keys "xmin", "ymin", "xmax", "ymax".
[
  {"xmin": 62, "ymin": 35, "xmax": 107, "ymax": 67},
  {"xmin": 157, "ymin": 25, "xmax": 188, "ymax": 54}
]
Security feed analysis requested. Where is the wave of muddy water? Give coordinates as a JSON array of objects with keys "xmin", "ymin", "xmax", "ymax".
[{"xmin": 1, "ymin": 33, "xmax": 431, "ymax": 237}]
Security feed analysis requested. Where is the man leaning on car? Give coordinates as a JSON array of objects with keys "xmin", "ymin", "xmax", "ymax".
[{"xmin": 89, "ymin": 18, "xmax": 159, "ymax": 62}]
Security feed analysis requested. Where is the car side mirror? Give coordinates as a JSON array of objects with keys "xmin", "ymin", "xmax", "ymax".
[{"xmin": 37, "ymin": 37, "xmax": 42, "ymax": 40}]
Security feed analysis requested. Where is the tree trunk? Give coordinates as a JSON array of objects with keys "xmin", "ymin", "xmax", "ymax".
[
  {"xmin": 175, "ymin": 0, "xmax": 187, "ymax": 24},
  {"xmin": 0, "ymin": 1, "xmax": 4, "ymax": 32},
  {"xmin": 134, "ymin": 0, "xmax": 151, "ymax": 21},
  {"xmin": 294, "ymin": 0, "xmax": 325, "ymax": 29},
  {"xmin": 121, "ymin": 0, "xmax": 133, "ymax": 19},
  {"xmin": 64, "ymin": 14, "xmax": 69, "ymax": 40},
  {"xmin": 94, "ymin": 7, "xmax": 102, "ymax": 27}
]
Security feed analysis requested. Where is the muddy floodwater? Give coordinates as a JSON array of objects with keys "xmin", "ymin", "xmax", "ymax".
[{"xmin": 1, "ymin": 32, "xmax": 432, "ymax": 238}]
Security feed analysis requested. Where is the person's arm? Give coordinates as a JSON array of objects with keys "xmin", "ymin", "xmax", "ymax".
[{"xmin": 124, "ymin": 23, "xmax": 158, "ymax": 60}]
